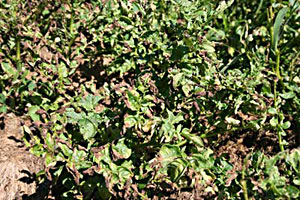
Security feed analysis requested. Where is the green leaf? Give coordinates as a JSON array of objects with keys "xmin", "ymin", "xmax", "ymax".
[
  {"xmin": 160, "ymin": 110, "xmax": 184, "ymax": 141},
  {"xmin": 58, "ymin": 62, "xmax": 68, "ymax": 78},
  {"xmin": 293, "ymin": 179, "xmax": 300, "ymax": 185},
  {"xmin": 182, "ymin": 84, "xmax": 191, "ymax": 96},
  {"xmin": 181, "ymin": 128, "xmax": 204, "ymax": 147},
  {"xmin": 117, "ymin": 166, "xmax": 132, "ymax": 182},
  {"xmin": 262, "ymin": 82, "xmax": 274, "ymax": 97},
  {"xmin": 268, "ymin": 107, "xmax": 277, "ymax": 115},
  {"xmin": 80, "ymin": 95, "xmax": 101, "ymax": 111},
  {"xmin": 46, "ymin": 132, "xmax": 55, "ymax": 151},
  {"xmin": 172, "ymin": 73, "xmax": 183, "ymax": 88},
  {"xmin": 168, "ymin": 158, "xmax": 188, "ymax": 182},
  {"xmin": 124, "ymin": 115, "xmax": 137, "ymax": 128},
  {"xmin": 132, "ymin": 2, "xmax": 146, "ymax": 15},
  {"xmin": 159, "ymin": 145, "xmax": 182, "ymax": 167},
  {"xmin": 59, "ymin": 143, "xmax": 73, "ymax": 158},
  {"xmin": 45, "ymin": 153, "xmax": 56, "ymax": 167},
  {"xmin": 0, "ymin": 94, "xmax": 6, "ymax": 113},
  {"xmin": 126, "ymin": 90, "xmax": 140, "ymax": 111},
  {"xmin": 216, "ymin": 0, "xmax": 234, "ymax": 13},
  {"xmin": 167, "ymin": 109, "xmax": 184, "ymax": 124},
  {"xmin": 279, "ymin": 91, "xmax": 295, "ymax": 99},
  {"xmin": 0, "ymin": 94, "xmax": 6, "ymax": 104},
  {"xmin": 281, "ymin": 121, "xmax": 291, "ymax": 129},
  {"xmin": 79, "ymin": 119, "xmax": 97, "ymax": 140},
  {"xmin": 286, "ymin": 185, "xmax": 299, "ymax": 198},
  {"xmin": 270, "ymin": 117, "xmax": 278, "ymax": 127},
  {"xmin": 286, "ymin": 150, "xmax": 300, "ymax": 173},
  {"xmin": 160, "ymin": 121, "xmax": 174, "ymax": 140},
  {"xmin": 66, "ymin": 108, "xmax": 85, "ymax": 123},
  {"xmin": 0, "ymin": 105, "xmax": 7, "ymax": 113},
  {"xmin": 112, "ymin": 138, "xmax": 132, "ymax": 160},
  {"xmin": 202, "ymin": 43, "xmax": 215, "ymax": 53},
  {"xmin": 273, "ymin": 7, "xmax": 288, "ymax": 50},
  {"xmin": 207, "ymin": 28, "xmax": 225, "ymax": 41},
  {"xmin": 73, "ymin": 150, "xmax": 92, "ymax": 169},
  {"xmin": 28, "ymin": 106, "xmax": 40, "ymax": 121},
  {"xmin": 1, "ymin": 62, "xmax": 17, "ymax": 77},
  {"xmin": 191, "ymin": 149, "xmax": 215, "ymax": 169}
]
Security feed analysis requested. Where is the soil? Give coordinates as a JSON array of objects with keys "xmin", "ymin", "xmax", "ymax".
[{"xmin": 0, "ymin": 113, "xmax": 46, "ymax": 200}]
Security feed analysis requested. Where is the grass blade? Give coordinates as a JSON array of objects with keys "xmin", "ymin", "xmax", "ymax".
[{"xmin": 273, "ymin": 7, "xmax": 288, "ymax": 50}]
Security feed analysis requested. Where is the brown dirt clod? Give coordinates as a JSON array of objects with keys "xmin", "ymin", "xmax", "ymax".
[{"xmin": 0, "ymin": 113, "xmax": 44, "ymax": 200}]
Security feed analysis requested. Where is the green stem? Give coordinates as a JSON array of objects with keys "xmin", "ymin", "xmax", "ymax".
[
  {"xmin": 241, "ymin": 155, "xmax": 249, "ymax": 200},
  {"xmin": 15, "ymin": 35, "xmax": 21, "ymax": 75},
  {"xmin": 67, "ymin": 3, "xmax": 74, "ymax": 58},
  {"xmin": 254, "ymin": 0, "xmax": 264, "ymax": 18},
  {"xmin": 16, "ymin": 35, "xmax": 20, "ymax": 61},
  {"xmin": 241, "ymin": 181, "xmax": 248, "ymax": 200},
  {"xmin": 275, "ymin": 49, "xmax": 283, "ymax": 85},
  {"xmin": 273, "ymin": 77, "xmax": 277, "ymax": 107},
  {"xmin": 272, "ymin": 78, "xmax": 284, "ymax": 151},
  {"xmin": 176, "ymin": 140, "xmax": 187, "ymax": 147},
  {"xmin": 275, "ymin": 50, "xmax": 284, "ymax": 152},
  {"xmin": 70, "ymin": 8, "xmax": 74, "ymax": 35},
  {"xmin": 222, "ymin": 14, "xmax": 228, "ymax": 32},
  {"xmin": 268, "ymin": 3, "xmax": 285, "ymax": 152},
  {"xmin": 278, "ymin": 128, "xmax": 284, "ymax": 152}
]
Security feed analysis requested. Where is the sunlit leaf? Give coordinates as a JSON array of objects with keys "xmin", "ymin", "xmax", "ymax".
[
  {"xmin": 273, "ymin": 7, "xmax": 288, "ymax": 50},
  {"xmin": 28, "ymin": 105, "xmax": 40, "ymax": 121},
  {"xmin": 112, "ymin": 138, "xmax": 132, "ymax": 160},
  {"xmin": 79, "ymin": 119, "xmax": 96, "ymax": 140},
  {"xmin": 1, "ymin": 62, "xmax": 17, "ymax": 77}
]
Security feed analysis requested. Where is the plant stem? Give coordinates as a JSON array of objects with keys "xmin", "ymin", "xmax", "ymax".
[
  {"xmin": 241, "ymin": 155, "xmax": 249, "ymax": 200},
  {"xmin": 16, "ymin": 35, "xmax": 22, "ymax": 75},
  {"xmin": 70, "ymin": 11, "xmax": 73, "ymax": 35},
  {"xmin": 222, "ymin": 14, "xmax": 228, "ymax": 32},
  {"xmin": 278, "ymin": 128, "xmax": 284, "ymax": 152},
  {"xmin": 176, "ymin": 140, "xmax": 187, "ymax": 147},
  {"xmin": 273, "ymin": 76, "xmax": 277, "ymax": 107},
  {"xmin": 241, "ymin": 180, "xmax": 248, "ymax": 200},
  {"xmin": 67, "ymin": 2, "xmax": 75, "ymax": 58},
  {"xmin": 16, "ymin": 35, "xmax": 20, "ymax": 61},
  {"xmin": 268, "ymin": 2, "xmax": 285, "ymax": 152},
  {"xmin": 275, "ymin": 49, "xmax": 284, "ymax": 87}
]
